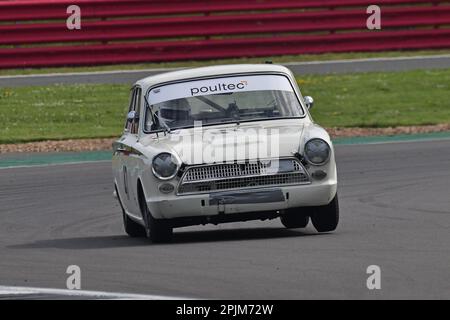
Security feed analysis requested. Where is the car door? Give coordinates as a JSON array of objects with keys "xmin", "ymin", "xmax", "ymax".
[
  {"xmin": 115, "ymin": 86, "xmax": 141, "ymax": 219},
  {"xmin": 125, "ymin": 86, "xmax": 143, "ymax": 218}
]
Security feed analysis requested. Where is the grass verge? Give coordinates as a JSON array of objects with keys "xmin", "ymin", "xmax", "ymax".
[
  {"xmin": 0, "ymin": 69, "xmax": 449, "ymax": 144},
  {"xmin": 298, "ymin": 69, "xmax": 450, "ymax": 127}
]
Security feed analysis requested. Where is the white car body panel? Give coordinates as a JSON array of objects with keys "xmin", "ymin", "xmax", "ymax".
[{"xmin": 112, "ymin": 64, "xmax": 337, "ymax": 225}]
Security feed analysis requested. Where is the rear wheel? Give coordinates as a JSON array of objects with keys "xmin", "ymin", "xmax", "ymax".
[
  {"xmin": 138, "ymin": 184, "xmax": 173, "ymax": 243},
  {"xmin": 310, "ymin": 194, "xmax": 339, "ymax": 232},
  {"xmin": 116, "ymin": 185, "xmax": 146, "ymax": 237}
]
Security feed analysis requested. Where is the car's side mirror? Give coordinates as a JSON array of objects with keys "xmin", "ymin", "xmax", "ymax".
[
  {"xmin": 127, "ymin": 110, "xmax": 139, "ymax": 121},
  {"xmin": 304, "ymin": 96, "xmax": 314, "ymax": 110}
]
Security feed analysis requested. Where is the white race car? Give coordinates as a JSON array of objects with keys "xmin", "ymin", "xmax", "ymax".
[{"xmin": 113, "ymin": 64, "xmax": 338, "ymax": 242}]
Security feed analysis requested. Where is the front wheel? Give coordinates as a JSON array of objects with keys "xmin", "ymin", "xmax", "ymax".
[
  {"xmin": 116, "ymin": 185, "xmax": 146, "ymax": 237},
  {"xmin": 138, "ymin": 185, "xmax": 173, "ymax": 243},
  {"xmin": 280, "ymin": 211, "xmax": 310, "ymax": 229},
  {"xmin": 310, "ymin": 194, "xmax": 339, "ymax": 232}
]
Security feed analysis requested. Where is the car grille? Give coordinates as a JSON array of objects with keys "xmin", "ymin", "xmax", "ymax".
[{"xmin": 177, "ymin": 158, "xmax": 310, "ymax": 194}]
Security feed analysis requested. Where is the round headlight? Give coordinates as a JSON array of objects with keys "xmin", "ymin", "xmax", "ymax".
[
  {"xmin": 304, "ymin": 138, "xmax": 331, "ymax": 165},
  {"xmin": 152, "ymin": 153, "xmax": 179, "ymax": 180}
]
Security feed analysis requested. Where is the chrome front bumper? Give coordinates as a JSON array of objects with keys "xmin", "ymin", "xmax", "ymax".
[{"xmin": 148, "ymin": 180, "xmax": 337, "ymax": 219}]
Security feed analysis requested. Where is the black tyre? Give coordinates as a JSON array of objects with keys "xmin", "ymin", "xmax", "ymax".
[
  {"xmin": 116, "ymin": 185, "xmax": 146, "ymax": 237},
  {"xmin": 138, "ymin": 184, "xmax": 173, "ymax": 243},
  {"xmin": 280, "ymin": 210, "xmax": 310, "ymax": 229},
  {"xmin": 310, "ymin": 194, "xmax": 339, "ymax": 232}
]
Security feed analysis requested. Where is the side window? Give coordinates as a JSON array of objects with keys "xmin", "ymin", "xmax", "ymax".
[
  {"xmin": 131, "ymin": 88, "xmax": 141, "ymax": 134},
  {"xmin": 125, "ymin": 88, "xmax": 136, "ymax": 132},
  {"xmin": 124, "ymin": 87, "xmax": 141, "ymax": 134}
]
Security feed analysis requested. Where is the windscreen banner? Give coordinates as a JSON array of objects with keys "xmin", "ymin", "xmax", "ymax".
[{"xmin": 147, "ymin": 74, "xmax": 295, "ymax": 105}]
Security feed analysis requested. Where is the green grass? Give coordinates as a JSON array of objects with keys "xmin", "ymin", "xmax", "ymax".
[
  {"xmin": 300, "ymin": 69, "xmax": 450, "ymax": 127},
  {"xmin": 0, "ymin": 69, "xmax": 449, "ymax": 144},
  {"xmin": 0, "ymin": 84, "xmax": 129, "ymax": 144},
  {"xmin": 1, "ymin": 49, "xmax": 450, "ymax": 76}
]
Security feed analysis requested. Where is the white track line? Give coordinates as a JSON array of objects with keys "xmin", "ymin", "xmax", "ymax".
[
  {"xmin": 0, "ymin": 67, "xmax": 180, "ymax": 79},
  {"xmin": 283, "ymin": 54, "xmax": 450, "ymax": 66},
  {"xmin": 0, "ymin": 285, "xmax": 192, "ymax": 300},
  {"xmin": 0, "ymin": 54, "xmax": 448, "ymax": 79}
]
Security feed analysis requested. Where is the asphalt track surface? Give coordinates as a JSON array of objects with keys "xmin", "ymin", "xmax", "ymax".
[
  {"xmin": 1, "ymin": 139, "xmax": 449, "ymax": 299},
  {"xmin": 1, "ymin": 55, "xmax": 450, "ymax": 87}
]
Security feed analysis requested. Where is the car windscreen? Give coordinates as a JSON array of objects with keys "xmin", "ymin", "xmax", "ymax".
[{"xmin": 144, "ymin": 74, "xmax": 304, "ymax": 131}]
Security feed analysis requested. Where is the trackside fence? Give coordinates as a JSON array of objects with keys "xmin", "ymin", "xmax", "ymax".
[{"xmin": 0, "ymin": 0, "xmax": 449, "ymax": 68}]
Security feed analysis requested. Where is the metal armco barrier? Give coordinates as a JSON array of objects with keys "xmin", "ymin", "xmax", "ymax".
[{"xmin": 0, "ymin": 0, "xmax": 449, "ymax": 68}]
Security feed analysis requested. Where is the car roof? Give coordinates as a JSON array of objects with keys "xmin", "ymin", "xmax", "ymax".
[{"xmin": 135, "ymin": 64, "xmax": 294, "ymax": 89}]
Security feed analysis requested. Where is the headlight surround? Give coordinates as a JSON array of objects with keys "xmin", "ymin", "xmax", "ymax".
[
  {"xmin": 304, "ymin": 138, "xmax": 331, "ymax": 165},
  {"xmin": 152, "ymin": 152, "xmax": 179, "ymax": 180}
]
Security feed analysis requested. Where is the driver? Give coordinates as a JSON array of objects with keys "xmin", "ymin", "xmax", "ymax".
[{"xmin": 158, "ymin": 98, "xmax": 191, "ymax": 126}]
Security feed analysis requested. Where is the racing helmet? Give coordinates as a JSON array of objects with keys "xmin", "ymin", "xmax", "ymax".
[{"xmin": 158, "ymin": 98, "xmax": 191, "ymax": 126}]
